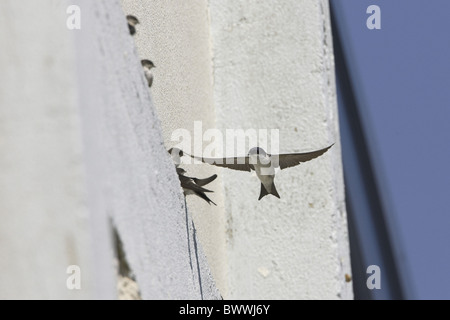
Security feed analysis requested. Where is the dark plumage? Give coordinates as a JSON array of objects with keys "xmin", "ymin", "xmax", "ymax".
[
  {"xmin": 176, "ymin": 168, "xmax": 218, "ymax": 206},
  {"xmin": 168, "ymin": 148, "xmax": 217, "ymax": 205}
]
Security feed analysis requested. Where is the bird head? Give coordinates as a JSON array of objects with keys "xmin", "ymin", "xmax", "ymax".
[
  {"xmin": 141, "ymin": 60, "xmax": 156, "ymax": 69},
  {"xmin": 168, "ymin": 147, "xmax": 184, "ymax": 157},
  {"xmin": 126, "ymin": 15, "xmax": 140, "ymax": 26},
  {"xmin": 248, "ymin": 147, "xmax": 267, "ymax": 157}
]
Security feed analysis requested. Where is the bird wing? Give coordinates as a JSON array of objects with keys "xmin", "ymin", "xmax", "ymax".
[
  {"xmin": 178, "ymin": 175, "xmax": 214, "ymax": 193},
  {"xmin": 147, "ymin": 74, "xmax": 153, "ymax": 87},
  {"xmin": 187, "ymin": 153, "xmax": 252, "ymax": 172},
  {"xmin": 193, "ymin": 174, "xmax": 218, "ymax": 187},
  {"xmin": 275, "ymin": 144, "xmax": 334, "ymax": 170},
  {"xmin": 193, "ymin": 190, "xmax": 217, "ymax": 206}
]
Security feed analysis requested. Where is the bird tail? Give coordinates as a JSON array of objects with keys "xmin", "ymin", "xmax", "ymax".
[
  {"xmin": 258, "ymin": 183, "xmax": 281, "ymax": 200},
  {"xmin": 258, "ymin": 184, "xmax": 268, "ymax": 200},
  {"xmin": 193, "ymin": 174, "xmax": 217, "ymax": 187},
  {"xmin": 271, "ymin": 184, "xmax": 280, "ymax": 199},
  {"xmin": 195, "ymin": 191, "xmax": 217, "ymax": 206}
]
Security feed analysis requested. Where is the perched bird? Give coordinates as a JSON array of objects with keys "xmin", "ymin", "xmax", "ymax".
[
  {"xmin": 126, "ymin": 15, "xmax": 140, "ymax": 36},
  {"xmin": 177, "ymin": 168, "xmax": 218, "ymax": 206},
  {"xmin": 141, "ymin": 60, "xmax": 156, "ymax": 88},
  {"xmin": 167, "ymin": 147, "xmax": 183, "ymax": 167},
  {"xmin": 187, "ymin": 144, "xmax": 333, "ymax": 200},
  {"xmin": 168, "ymin": 148, "xmax": 218, "ymax": 205}
]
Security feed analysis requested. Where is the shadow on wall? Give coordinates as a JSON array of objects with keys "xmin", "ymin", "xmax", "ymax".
[{"xmin": 112, "ymin": 200, "xmax": 217, "ymax": 300}]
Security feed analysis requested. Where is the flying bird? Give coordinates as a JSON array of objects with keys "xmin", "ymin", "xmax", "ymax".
[
  {"xmin": 168, "ymin": 148, "xmax": 218, "ymax": 205},
  {"xmin": 126, "ymin": 15, "xmax": 140, "ymax": 36},
  {"xmin": 141, "ymin": 60, "xmax": 156, "ymax": 88},
  {"xmin": 187, "ymin": 144, "xmax": 333, "ymax": 200}
]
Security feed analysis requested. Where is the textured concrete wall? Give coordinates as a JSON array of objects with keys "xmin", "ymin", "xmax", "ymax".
[
  {"xmin": 0, "ymin": 0, "xmax": 109, "ymax": 299},
  {"xmin": 121, "ymin": 0, "xmax": 229, "ymax": 296},
  {"xmin": 0, "ymin": 0, "xmax": 220, "ymax": 299},
  {"xmin": 75, "ymin": 0, "xmax": 220, "ymax": 299},
  {"xmin": 122, "ymin": 0, "xmax": 352, "ymax": 299},
  {"xmin": 0, "ymin": 0, "xmax": 351, "ymax": 300},
  {"xmin": 210, "ymin": 0, "xmax": 352, "ymax": 299}
]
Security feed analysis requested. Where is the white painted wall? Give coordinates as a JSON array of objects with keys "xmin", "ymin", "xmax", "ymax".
[
  {"xmin": 0, "ymin": 0, "xmax": 108, "ymax": 299},
  {"xmin": 209, "ymin": 0, "xmax": 352, "ymax": 299},
  {"xmin": 121, "ymin": 0, "xmax": 229, "ymax": 296},
  {"xmin": 122, "ymin": 0, "xmax": 353, "ymax": 299},
  {"xmin": 0, "ymin": 0, "xmax": 220, "ymax": 299},
  {"xmin": 0, "ymin": 0, "xmax": 351, "ymax": 300}
]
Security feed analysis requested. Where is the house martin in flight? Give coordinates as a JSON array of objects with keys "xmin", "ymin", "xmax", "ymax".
[{"xmin": 186, "ymin": 144, "xmax": 333, "ymax": 200}]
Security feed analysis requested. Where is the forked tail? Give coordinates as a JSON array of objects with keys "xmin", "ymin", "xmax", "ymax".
[{"xmin": 258, "ymin": 183, "xmax": 280, "ymax": 200}]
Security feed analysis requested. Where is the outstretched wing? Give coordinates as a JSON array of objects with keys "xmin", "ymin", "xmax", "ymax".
[
  {"xmin": 193, "ymin": 174, "xmax": 218, "ymax": 187},
  {"xmin": 187, "ymin": 153, "xmax": 252, "ymax": 172},
  {"xmin": 275, "ymin": 144, "xmax": 334, "ymax": 170}
]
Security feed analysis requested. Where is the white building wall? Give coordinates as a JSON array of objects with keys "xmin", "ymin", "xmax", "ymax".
[
  {"xmin": 0, "ymin": 0, "xmax": 108, "ymax": 299},
  {"xmin": 122, "ymin": 0, "xmax": 352, "ymax": 299},
  {"xmin": 0, "ymin": 0, "xmax": 351, "ymax": 300},
  {"xmin": 121, "ymin": 0, "xmax": 229, "ymax": 297},
  {"xmin": 209, "ymin": 0, "xmax": 352, "ymax": 299},
  {"xmin": 0, "ymin": 0, "xmax": 220, "ymax": 299}
]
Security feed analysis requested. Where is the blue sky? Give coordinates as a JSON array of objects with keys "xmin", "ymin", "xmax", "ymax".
[{"xmin": 333, "ymin": 0, "xmax": 450, "ymax": 299}]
